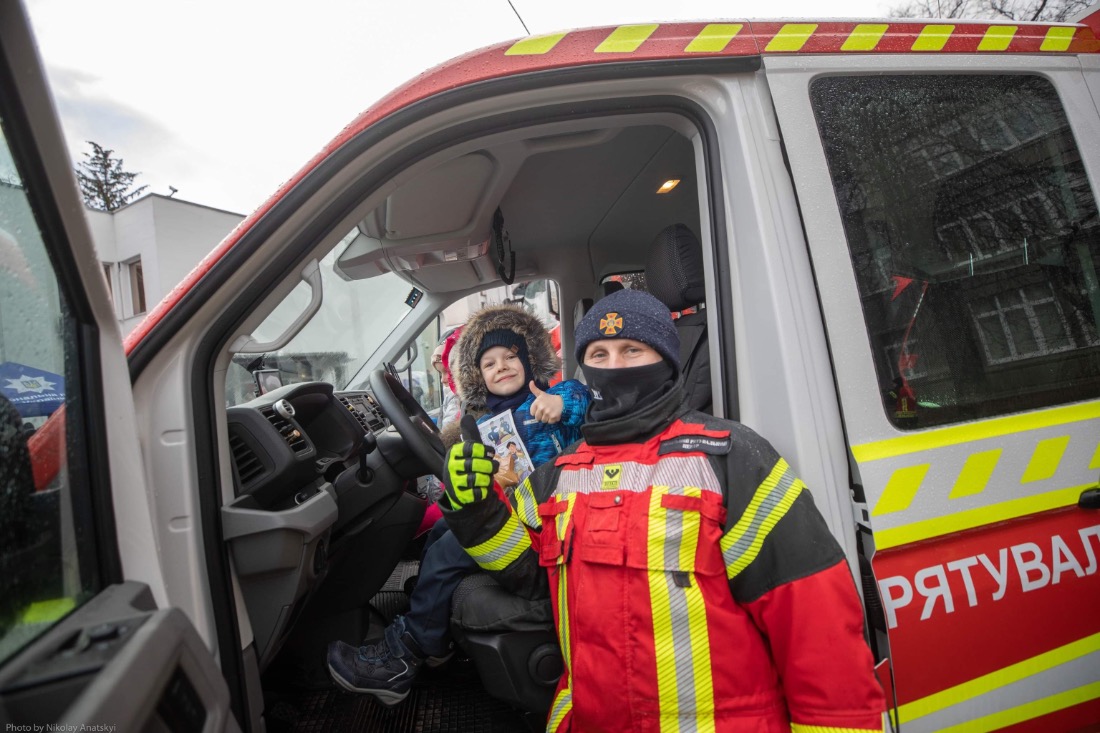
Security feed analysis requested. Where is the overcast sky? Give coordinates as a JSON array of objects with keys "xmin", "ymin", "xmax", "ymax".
[{"xmin": 26, "ymin": 0, "xmax": 889, "ymax": 216}]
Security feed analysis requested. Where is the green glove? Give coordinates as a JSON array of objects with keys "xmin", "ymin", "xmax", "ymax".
[{"xmin": 443, "ymin": 415, "xmax": 498, "ymax": 507}]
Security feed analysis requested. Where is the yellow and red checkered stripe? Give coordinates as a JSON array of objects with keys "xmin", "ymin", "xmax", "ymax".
[{"xmin": 504, "ymin": 21, "xmax": 1099, "ymax": 58}]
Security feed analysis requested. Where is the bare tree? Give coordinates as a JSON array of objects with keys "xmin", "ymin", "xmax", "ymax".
[
  {"xmin": 892, "ymin": 0, "xmax": 974, "ymax": 18},
  {"xmin": 985, "ymin": 0, "xmax": 1091, "ymax": 21},
  {"xmin": 75, "ymin": 141, "xmax": 148, "ymax": 212},
  {"xmin": 890, "ymin": 0, "xmax": 1090, "ymax": 21}
]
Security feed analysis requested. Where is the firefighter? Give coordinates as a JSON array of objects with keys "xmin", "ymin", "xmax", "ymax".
[{"xmin": 441, "ymin": 288, "xmax": 886, "ymax": 732}]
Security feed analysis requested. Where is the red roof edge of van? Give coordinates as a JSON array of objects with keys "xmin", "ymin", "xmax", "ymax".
[
  {"xmin": 1080, "ymin": 6, "xmax": 1100, "ymax": 35},
  {"xmin": 122, "ymin": 18, "xmax": 1100, "ymax": 357}
]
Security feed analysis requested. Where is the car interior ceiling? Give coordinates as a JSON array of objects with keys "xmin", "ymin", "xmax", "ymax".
[
  {"xmin": 224, "ymin": 113, "xmax": 705, "ymax": 717},
  {"xmin": 337, "ymin": 118, "xmax": 701, "ymax": 297}
]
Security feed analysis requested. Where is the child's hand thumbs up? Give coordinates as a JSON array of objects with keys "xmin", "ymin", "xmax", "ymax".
[{"xmin": 529, "ymin": 381, "xmax": 564, "ymax": 424}]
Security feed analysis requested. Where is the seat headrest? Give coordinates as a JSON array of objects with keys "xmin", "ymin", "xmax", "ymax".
[
  {"xmin": 573, "ymin": 297, "xmax": 594, "ymax": 329},
  {"xmin": 644, "ymin": 224, "xmax": 705, "ymax": 312}
]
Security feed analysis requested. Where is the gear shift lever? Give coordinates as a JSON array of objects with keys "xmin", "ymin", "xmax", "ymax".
[{"xmin": 358, "ymin": 432, "xmax": 377, "ymax": 483}]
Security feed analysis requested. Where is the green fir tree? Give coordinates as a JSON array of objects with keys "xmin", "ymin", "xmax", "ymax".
[{"xmin": 75, "ymin": 141, "xmax": 148, "ymax": 212}]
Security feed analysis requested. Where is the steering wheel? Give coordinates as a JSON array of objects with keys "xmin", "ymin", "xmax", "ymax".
[{"xmin": 368, "ymin": 368, "xmax": 446, "ymax": 478}]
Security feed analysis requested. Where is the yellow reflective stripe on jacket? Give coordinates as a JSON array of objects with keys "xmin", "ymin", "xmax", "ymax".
[
  {"xmin": 546, "ymin": 564, "xmax": 573, "ymax": 733},
  {"xmin": 790, "ymin": 724, "xmax": 883, "ymax": 733},
  {"xmin": 557, "ymin": 564, "xmax": 572, "ymax": 673},
  {"xmin": 647, "ymin": 486, "xmax": 716, "ymax": 732},
  {"xmin": 466, "ymin": 512, "xmax": 531, "ymax": 571},
  {"xmin": 546, "ymin": 687, "xmax": 572, "ymax": 733},
  {"xmin": 555, "ymin": 493, "xmax": 577, "ymax": 542},
  {"xmin": 513, "ymin": 477, "xmax": 542, "ymax": 530},
  {"xmin": 720, "ymin": 459, "xmax": 804, "ymax": 579}
]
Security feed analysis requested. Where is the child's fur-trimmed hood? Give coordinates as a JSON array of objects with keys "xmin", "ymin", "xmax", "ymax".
[{"xmin": 453, "ymin": 304, "xmax": 559, "ymax": 418}]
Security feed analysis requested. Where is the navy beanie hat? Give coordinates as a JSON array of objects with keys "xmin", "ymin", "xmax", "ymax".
[
  {"xmin": 478, "ymin": 328, "xmax": 533, "ymax": 378},
  {"xmin": 574, "ymin": 289, "xmax": 680, "ymax": 372}
]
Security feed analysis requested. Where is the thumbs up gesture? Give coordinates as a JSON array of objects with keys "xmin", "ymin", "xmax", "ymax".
[
  {"xmin": 529, "ymin": 381, "xmax": 564, "ymax": 424},
  {"xmin": 443, "ymin": 415, "xmax": 498, "ymax": 508}
]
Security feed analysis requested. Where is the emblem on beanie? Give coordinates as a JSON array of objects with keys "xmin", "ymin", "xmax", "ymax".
[{"xmin": 599, "ymin": 312, "xmax": 623, "ymax": 336}]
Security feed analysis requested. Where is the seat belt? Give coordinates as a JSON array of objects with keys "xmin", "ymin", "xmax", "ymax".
[{"xmin": 677, "ymin": 306, "xmax": 707, "ymax": 378}]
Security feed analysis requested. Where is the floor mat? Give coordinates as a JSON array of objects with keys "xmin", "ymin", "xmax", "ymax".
[
  {"xmin": 265, "ymin": 561, "xmax": 534, "ymax": 733},
  {"xmin": 267, "ymin": 658, "xmax": 533, "ymax": 733}
]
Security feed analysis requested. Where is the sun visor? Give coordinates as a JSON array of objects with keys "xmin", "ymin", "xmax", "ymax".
[
  {"xmin": 336, "ymin": 230, "xmax": 492, "ymax": 282},
  {"xmin": 334, "ymin": 232, "xmax": 392, "ymax": 281},
  {"xmin": 363, "ymin": 153, "xmax": 495, "ymax": 241}
]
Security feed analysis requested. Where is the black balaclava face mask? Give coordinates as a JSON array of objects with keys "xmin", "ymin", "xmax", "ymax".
[{"xmin": 580, "ymin": 359, "xmax": 676, "ymax": 423}]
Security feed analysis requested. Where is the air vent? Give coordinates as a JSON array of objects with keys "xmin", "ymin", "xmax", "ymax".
[
  {"xmin": 229, "ymin": 433, "xmax": 264, "ymax": 485},
  {"xmin": 338, "ymin": 396, "xmax": 384, "ymax": 432},
  {"xmin": 262, "ymin": 407, "xmax": 310, "ymax": 454}
]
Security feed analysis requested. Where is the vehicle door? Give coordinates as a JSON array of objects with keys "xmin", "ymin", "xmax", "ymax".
[
  {"xmin": 766, "ymin": 45, "xmax": 1100, "ymax": 731},
  {"xmin": 0, "ymin": 3, "xmax": 237, "ymax": 730}
]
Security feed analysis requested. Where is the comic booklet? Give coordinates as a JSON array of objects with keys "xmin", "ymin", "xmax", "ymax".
[{"xmin": 478, "ymin": 409, "xmax": 534, "ymax": 486}]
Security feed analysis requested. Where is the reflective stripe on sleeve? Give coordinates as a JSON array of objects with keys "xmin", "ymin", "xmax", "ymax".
[
  {"xmin": 514, "ymin": 478, "xmax": 542, "ymax": 530},
  {"xmin": 466, "ymin": 513, "xmax": 532, "ymax": 571},
  {"xmin": 720, "ymin": 459, "xmax": 805, "ymax": 579}
]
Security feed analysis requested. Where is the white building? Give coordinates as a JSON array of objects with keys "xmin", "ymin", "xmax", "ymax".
[{"xmin": 87, "ymin": 193, "xmax": 243, "ymax": 336}]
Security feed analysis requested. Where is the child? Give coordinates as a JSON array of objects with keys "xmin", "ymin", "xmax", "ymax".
[
  {"xmin": 327, "ymin": 304, "xmax": 588, "ymax": 705},
  {"xmin": 449, "ymin": 304, "xmax": 588, "ymax": 479}
]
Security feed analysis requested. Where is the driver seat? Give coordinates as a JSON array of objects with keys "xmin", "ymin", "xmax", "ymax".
[{"xmin": 448, "ymin": 574, "xmax": 560, "ymax": 714}]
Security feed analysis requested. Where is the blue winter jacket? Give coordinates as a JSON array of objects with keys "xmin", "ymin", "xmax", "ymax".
[{"xmin": 478, "ymin": 379, "xmax": 590, "ymax": 469}]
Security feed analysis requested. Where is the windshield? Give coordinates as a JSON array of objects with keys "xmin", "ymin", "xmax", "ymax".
[{"xmin": 225, "ymin": 233, "xmax": 418, "ymax": 406}]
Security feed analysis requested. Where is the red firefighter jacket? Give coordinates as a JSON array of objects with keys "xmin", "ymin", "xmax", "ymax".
[{"xmin": 442, "ymin": 384, "xmax": 885, "ymax": 733}]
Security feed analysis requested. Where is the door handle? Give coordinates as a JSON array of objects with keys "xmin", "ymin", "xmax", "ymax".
[{"xmin": 1080, "ymin": 488, "xmax": 1100, "ymax": 510}]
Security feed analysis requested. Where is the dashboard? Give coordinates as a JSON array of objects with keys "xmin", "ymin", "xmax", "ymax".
[
  {"xmin": 225, "ymin": 381, "xmax": 390, "ymax": 509},
  {"xmin": 221, "ymin": 380, "xmax": 429, "ymax": 671}
]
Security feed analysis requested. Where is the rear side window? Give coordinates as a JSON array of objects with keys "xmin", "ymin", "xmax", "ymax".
[{"xmin": 811, "ymin": 75, "xmax": 1100, "ymax": 430}]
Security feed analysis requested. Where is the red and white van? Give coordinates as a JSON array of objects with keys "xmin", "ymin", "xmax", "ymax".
[{"xmin": 1, "ymin": 1, "xmax": 1098, "ymax": 730}]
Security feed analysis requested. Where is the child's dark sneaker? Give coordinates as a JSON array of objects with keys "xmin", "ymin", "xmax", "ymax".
[{"xmin": 326, "ymin": 619, "xmax": 424, "ymax": 705}]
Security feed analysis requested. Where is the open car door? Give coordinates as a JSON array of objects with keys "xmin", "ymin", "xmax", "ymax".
[
  {"xmin": 765, "ymin": 42, "xmax": 1100, "ymax": 732},
  {"xmin": 0, "ymin": 3, "xmax": 237, "ymax": 730}
]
